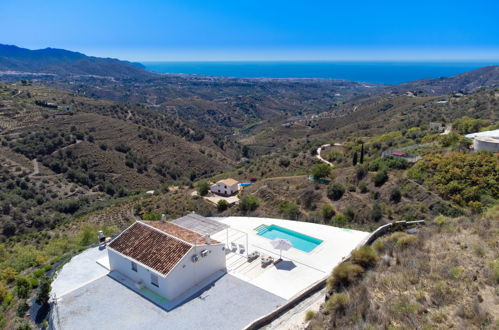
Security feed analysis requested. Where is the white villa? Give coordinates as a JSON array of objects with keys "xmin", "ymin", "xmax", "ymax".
[
  {"xmin": 210, "ymin": 178, "xmax": 239, "ymax": 196},
  {"xmin": 108, "ymin": 220, "xmax": 226, "ymax": 301}
]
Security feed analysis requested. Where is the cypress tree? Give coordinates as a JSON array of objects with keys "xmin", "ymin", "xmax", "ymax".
[
  {"xmin": 360, "ymin": 143, "xmax": 364, "ymax": 164},
  {"xmin": 352, "ymin": 151, "xmax": 358, "ymax": 166}
]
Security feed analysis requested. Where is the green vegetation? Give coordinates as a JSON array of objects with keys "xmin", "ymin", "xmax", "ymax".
[
  {"xmin": 372, "ymin": 170, "xmax": 389, "ymax": 187},
  {"xmin": 197, "ymin": 181, "xmax": 210, "ymax": 196},
  {"xmin": 327, "ymin": 183, "xmax": 345, "ymax": 201},
  {"xmin": 217, "ymin": 199, "xmax": 228, "ymax": 212},
  {"xmin": 278, "ymin": 200, "xmax": 300, "ymax": 219},
  {"xmin": 239, "ymin": 195, "xmax": 259, "ymax": 212},
  {"xmin": 410, "ymin": 152, "xmax": 498, "ymax": 210},
  {"xmin": 310, "ymin": 163, "xmax": 331, "ymax": 179}
]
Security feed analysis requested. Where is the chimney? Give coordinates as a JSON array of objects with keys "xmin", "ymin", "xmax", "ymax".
[{"xmin": 205, "ymin": 234, "xmax": 211, "ymax": 245}]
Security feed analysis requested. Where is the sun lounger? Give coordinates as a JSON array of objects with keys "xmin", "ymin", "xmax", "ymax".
[
  {"xmin": 247, "ymin": 251, "xmax": 260, "ymax": 262},
  {"xmin": 261, "ymin": 255, "xmax": 274, "ymax": 267}
]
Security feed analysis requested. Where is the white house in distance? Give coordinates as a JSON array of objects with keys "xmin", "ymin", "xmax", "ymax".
[
  {"xmin": 210, "ymin": 178, "xmax": 239, "ymax": 196},
  {"xmin": 107, "ymin": 220, "xmax": 226, "ymax": 301},
  {"xmin": 465, "ymin": 129, "xmax": 499, "ymax": 152}
]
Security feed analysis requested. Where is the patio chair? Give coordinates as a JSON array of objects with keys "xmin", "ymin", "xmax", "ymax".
[
  {"xmin": 247, "ymin": 251, "xmax": 260, "ymax": 262},
  {"xmin": 261, "ymin": 255, "xmax": 274, "ymax": 268},
  {"xmin": 230, "ymin": 242, "xmax": 237, "ymax": 252},
  {"xmin": 238, "ymin": 244, "xmax": 245, "ymax": 254}
]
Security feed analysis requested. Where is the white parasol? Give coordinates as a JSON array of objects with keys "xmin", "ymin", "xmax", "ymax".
[{"xmin": 270, "ymin": 238, "xmax": 293, "ymax": 259}]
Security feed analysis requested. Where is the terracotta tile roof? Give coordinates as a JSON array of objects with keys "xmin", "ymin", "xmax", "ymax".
[
  {"xmin": 142, "ymin": 221, "xmax": 220, "ymax": 245},
  {"xmin": 108, "ymin": 222, "xmax": 191, "ymax": 276},
  {"xmin": 218, "ymin": 178, "xmax": 239, "ymax": 186}
]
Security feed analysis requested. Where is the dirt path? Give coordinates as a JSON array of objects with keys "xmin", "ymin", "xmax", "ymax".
[
  {"xmin": 441, "ymin": 124, "xmax": 452, "ymax": 135},
  {"xmin": 316, "ymin": 143, "xmax": 342, "ymax": 166},
  {"xmin": 51, "ymin": 140, "xmax": 82, "ymax": 155},
  {"xmin": 29, "ymin": 158, "xmax": 39, "ymax": 177}
]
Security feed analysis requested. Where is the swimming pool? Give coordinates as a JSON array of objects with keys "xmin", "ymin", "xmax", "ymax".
[
  {"xmin": 239, "ymin": 182, "xmax": 253, "ymax": 187},
  {"xmin": 256, "ymin": 224, "xmax": 323, "ymax": 252}
]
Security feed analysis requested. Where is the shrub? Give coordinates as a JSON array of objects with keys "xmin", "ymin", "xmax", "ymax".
[
  {"xmin": 0, "ymin": 283, "xmax": 8, "ymax": 304},
  {"xmin": 16, "ymin": 277, "xmax": 31, "ymax": 299},
  {"xmin": 304, "ymin": 310, "xmax": 315, "ymax": 321},
  {"xmin": 240, "ymin": 195, "xmax": 259, "ymax": 212},
  {"xmin": 300, "ymin": 189, "xmax": 321, "ymax": 210},
  {"xmin": 279, "ymin": 158, "xmax": 290, "ymax": 167},
  {"xmin": 217, "ymin": 199, "xmax": 228, "ymax": 212},
  {"xmin": 79, "ymin": 226, "xmax": 95, "ymax": 246},
  {"xmin": 327, "ymin": 183, "xmax": 345, "ymax": 201},
  {"xmin": 356, "ymin": 165, "xmax": 368, "ymax": 180},
  {"xmin": 142, "ymin": 212, "xmax": 161, "ymax": 220},
  {"xmin": 310, "ymin": 163, "xmax": 331, "ymax": 179},
  {"xmin": 331, "ymin": 214, "xmax": 349, "ymax": 226},
  {"xmin": 36, "ymin": 276, "xmax": 51, "ymax": 305},
  {"xmin": 350, "ymin": 246, "xmax": 379, "ymax": 268},
  {"xmin": 328, "ymin": 262, "xmax": 364, "ymax": 289},
  {"xmin": 343, "ymin": 207, "xmax": 355, "ymax": 221},
  {"xmin": 373, "ymin": 170, "xmax": 388, "ymax": 187},
  {"xmin": 17, "ymin": 302, "xmax": 29, "ymax": 317},
  {"xmin": 359, "ymin": 183, "xmax": 368, "ymax": 193},
  {"xmin": 114, "ymin": 143, "xmax": 130, "ymax": 153},
  {"xmin": 324, "ymin": 293, "xmax": 350, "ymax": 314},
  {"xmin": 321, "ymin": 204, "xmax": 336, "ymax": 221},
  {"xmin": 197, "ymin": 181, "xmax": 210, "ymax": 196},
  {"xmin": 386, "ymin": 232, "xmax": 419, "ymax": 250},
  {"xmin": 371, "ymin": 203, "xmax": 383, "ymax": 221},
  {"xmin": 278, "ymin": 200, "xmax": 300, "ymax": 219},
  {"xmin": 390, "ymin": 187, "xmax": 402, "ymax": 203}
]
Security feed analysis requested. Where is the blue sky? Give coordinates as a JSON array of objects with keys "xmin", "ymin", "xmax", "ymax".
[{"xmin": 1, "ymin": 0, "xmax": 498, "ymax": 61}]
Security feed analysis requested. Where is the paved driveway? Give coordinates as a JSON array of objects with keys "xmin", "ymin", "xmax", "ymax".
[
  {"xmin": 54, "ymin": 274, "xmax": 285, "ymax": 330},
  {"xmin": 51, "ymin": 247, "xmax": 108, "ymax": 298}
]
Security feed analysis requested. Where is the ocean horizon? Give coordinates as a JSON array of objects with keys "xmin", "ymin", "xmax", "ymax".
[{"xmin": 142, "ymin": 61, "xmax": 497, "ymax": 84}]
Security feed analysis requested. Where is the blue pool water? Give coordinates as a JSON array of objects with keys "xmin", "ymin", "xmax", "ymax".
[
  {"xmin": 240, "ymin": 182, "xmax": 253, "ymax": 187},
  {"xmin": 257, "ymin": 225, "xmax": 323, "ymax": 253}
]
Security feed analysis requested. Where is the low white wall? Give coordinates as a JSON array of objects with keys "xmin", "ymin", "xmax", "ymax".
[
  {"xmin": 165, "ymin": 243, "xmax": 226, "ymax": 300},
  {"xmin": 474, "ymin": 139, "xmax": 499, "ymax": 152}
]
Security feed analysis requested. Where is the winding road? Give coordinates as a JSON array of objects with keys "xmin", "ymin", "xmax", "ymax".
[{"xmin": 316, "ymin": 143, "xmax": 342, "ymax": 166}]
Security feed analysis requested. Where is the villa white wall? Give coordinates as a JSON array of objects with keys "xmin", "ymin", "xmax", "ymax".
[
  {"xmin": 108, "ymin": 244, "xmax": 226, "ymax": 301},
  {"xmin": 210, "ymin": 182, "xmax": 238, "ymax": 196},
  {"xmin": 165, "ymin": 243, "xmax": 226, "ymax": 300},
  {"xmin": 108, "ymin": 248, "xmax": 167, "ymax": 298}
]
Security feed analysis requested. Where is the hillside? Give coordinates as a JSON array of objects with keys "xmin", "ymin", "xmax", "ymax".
[
  {"xmin": 307, "ymin": 207, "xmax": 499, "ymax": 329},
  {"xmin": 0, "ymin": 82, "xmax": 242, "ymax": 238},
  {"xmin": 393, "ymin": 65, "xmax": 499, "ymax": 95},
  {"xmin": 0, "ymin": 44, "xmax": 152, "ymax": 79}
]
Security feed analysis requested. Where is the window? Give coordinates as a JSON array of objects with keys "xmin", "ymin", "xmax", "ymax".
[
  {"xmin": 151, "ymin": 273, "xmax": 159, "ymax": 287},
  {"xmin": 131, "ymin": 261, "xmax": 137, "ymax": 272}
]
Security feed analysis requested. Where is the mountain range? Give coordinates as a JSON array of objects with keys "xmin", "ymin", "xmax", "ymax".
[
  {"xmin": 1, "ymin": 44, "xmax": 498, "ymax": 95},
  {"xmin": 0, "ymin": 44, "xmax": 152, "ymax": 78}
]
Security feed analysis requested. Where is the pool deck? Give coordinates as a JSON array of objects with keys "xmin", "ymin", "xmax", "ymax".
[
  {"xmin": 209, "ymin": 217, "xmax": 369, "ymax": 300},
  {"xmin": 51, "ymin": 216, "xmax": 369, "ymax": 329}
]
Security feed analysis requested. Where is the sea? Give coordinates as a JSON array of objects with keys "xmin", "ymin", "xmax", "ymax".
[{"xmin": 142, "ymin": 61, "xmax": 497, "ymax": 85}]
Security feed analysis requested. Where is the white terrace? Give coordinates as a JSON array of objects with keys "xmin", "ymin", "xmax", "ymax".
[{"xmin": 208, "ymin": 216, "xmax": 369, "ymax": 300}]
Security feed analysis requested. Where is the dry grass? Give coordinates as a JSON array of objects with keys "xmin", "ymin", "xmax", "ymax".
[{"xmin": 309, "ymin": 207, "xmax": 499, "ymax": 329}]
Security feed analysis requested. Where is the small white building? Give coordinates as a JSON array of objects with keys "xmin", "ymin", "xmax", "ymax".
[
  {"xmin": 108, "ymin": 220, "xmax": 226, "ymax": 301},
  {"xmin": 210, "ymin": 178, "xmax": 239, "ymax": 196},
  {"xmin": 465, "ymin": 129, "xmax": 499, "ymax": 152}
]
